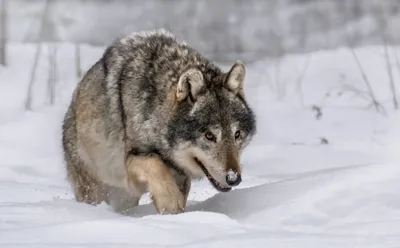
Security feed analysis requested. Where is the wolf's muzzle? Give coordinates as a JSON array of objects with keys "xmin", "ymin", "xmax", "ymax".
[{"xmin": 225, "ymin": 146, "xmax": 242, "ymax": 187}]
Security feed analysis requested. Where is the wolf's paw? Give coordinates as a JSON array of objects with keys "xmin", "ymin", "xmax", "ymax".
[{"xmin": 152, "ymin": 184, "xmax": 185, "ymax": 215}]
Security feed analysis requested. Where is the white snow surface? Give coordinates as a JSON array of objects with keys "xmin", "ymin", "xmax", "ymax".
[{"xmin": 1, "ymin": 43, "xmax": 400, "ymax": 247}]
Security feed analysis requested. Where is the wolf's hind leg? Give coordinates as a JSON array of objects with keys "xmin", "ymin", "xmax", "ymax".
[
  {"xmin": 126, "ymin": 155, "xmax": 185, "ymax": 215},
  {"xmin": 66, "ymin": 157, "xmax": 108, "ymax": 205}
]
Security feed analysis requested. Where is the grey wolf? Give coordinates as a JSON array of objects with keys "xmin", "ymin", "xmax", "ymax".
[{"xmin": 61, "ymin": 29, "xmax": 256, "ymax": 215}]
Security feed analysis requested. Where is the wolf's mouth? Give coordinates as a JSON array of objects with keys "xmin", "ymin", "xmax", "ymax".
[{"xmin": 194, "ymin": 157, "xmax": 232, "ymax": 193}]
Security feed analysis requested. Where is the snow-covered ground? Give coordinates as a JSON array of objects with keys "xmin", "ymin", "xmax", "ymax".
[{"xmin": 0, "ymin": 43, "xmax": 400, "ymax": 247}]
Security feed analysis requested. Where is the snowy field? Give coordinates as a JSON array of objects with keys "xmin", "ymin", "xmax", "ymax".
[{"xmin": 0, "ymin": 43, "xmax": 400, "ymax": 247}]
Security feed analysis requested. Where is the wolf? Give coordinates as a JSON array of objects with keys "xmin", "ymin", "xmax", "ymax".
[{"xmin": 61, "ymin": 29, "xmax": 256, "ymax": 215}]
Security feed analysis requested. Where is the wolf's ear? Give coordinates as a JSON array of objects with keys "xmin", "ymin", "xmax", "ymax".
[
  {"xmin": 224, "ymin": 61, "xmax": 246, "ymax": 98},
  {"xmin": 176, "ymin": 68, "xmax": 205, "ymax": 102}
]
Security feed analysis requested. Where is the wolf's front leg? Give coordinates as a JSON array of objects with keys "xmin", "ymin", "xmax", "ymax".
[
  {"xmin": 173, "ymin": 173, "xmax": 191, "ymax": 208},
  {"xmin": 125, "ymin": 155, "xmax": 185, "ymax": 215}
]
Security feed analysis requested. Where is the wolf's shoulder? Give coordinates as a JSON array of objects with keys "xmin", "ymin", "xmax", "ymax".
[
  {"xmin": 110, "ymin": 28, "xmax": 189, "ymax": 52},
  {"xmin": 101, "ymin": 29, "xmax": 201, "ymax": 67}
]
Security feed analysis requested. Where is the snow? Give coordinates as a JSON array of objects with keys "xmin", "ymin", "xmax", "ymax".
[{"xmin": 1, "ymin": 43, "xmax": 400, "ymax": 247}]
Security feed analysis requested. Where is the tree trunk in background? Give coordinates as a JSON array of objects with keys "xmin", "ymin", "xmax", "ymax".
[
  {"xmin": 47, "ymin": 44, "xmax": 57, "ymax": 105},
  {"xmin": 75, "ymin": 43, "xmax": 82, "ymax": 80},
  {"xmin": 25, "ymin": 0, "xmax": 50, "ymax": 110},
  {"xmin": 0, "ymin": 0, "xmax": 7, "ymax": 66}
]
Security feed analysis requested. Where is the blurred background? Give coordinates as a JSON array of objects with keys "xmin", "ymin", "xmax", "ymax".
[
  {"xmin": 2, "ymin": 0, "xmax": 400, "ymax": 112},
  {"xmin": 1, "ymin": 0, "xmax": 400, "ymax": 63}
]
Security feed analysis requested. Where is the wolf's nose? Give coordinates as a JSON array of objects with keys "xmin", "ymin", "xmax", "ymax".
[{"xmin": 226, "ymin": 171, "xmax": 242, "ymax": 186}]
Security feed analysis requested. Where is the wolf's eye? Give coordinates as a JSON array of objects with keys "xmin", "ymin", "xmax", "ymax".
[
  {"xmin": 205, "ymin": 131, "xmax": 216, "ymax": 142},
  {"xmin": 235, "ymin": 130, "xmax": 242, "ymax": 140}
]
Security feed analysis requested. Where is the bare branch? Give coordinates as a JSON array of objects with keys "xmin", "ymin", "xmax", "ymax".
[
  {"xmin": 25, "ymin": 44, "xmax": 42, "ymax": 111},
  {"xmin": 395, "ymin": 48, "xmax": 400, "ymax": 76},
  {"xmin": 47, "ymin": 44, "xmax": 57, "ymax": 105},
  {"xmin": 383, "ymin": 42, "xmax": 397, "ymax": 109},
  {"xmin": 296, "ymin": 54, "xmax": 312, "ymax": 106},
  {"xmin": 25, "ymin": 0, "xmax": 50, "ymax": 111},
  {"xmin": 350, "ymin": 48, "xmax": 386, "ymax": 115},
  {"xmin": 341, "ymin": 83, "xmax": 370, "ymax": 99}
]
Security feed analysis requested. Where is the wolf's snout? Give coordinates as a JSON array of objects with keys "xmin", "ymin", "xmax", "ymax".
[
  {"xmin": 225, "ymin": 145, "xmax": 242, "ymax": 187},
  {"xmin": 226, "ymin": 170, "xmax": 242, "ymax": 186}
]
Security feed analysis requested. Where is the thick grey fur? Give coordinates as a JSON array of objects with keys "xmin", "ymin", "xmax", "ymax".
[{"xmin": 61, "ymin": 29, "xmax": 256, "ymax": 213}]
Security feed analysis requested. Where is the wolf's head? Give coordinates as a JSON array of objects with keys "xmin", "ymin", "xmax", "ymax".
[{"xmin": 167, "ymin": 61, "xmax": 256, "ymax": 192}]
